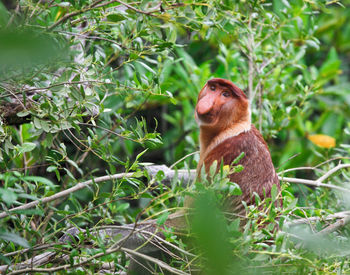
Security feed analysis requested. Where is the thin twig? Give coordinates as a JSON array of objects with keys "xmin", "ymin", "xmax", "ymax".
[
  {"xmin": 22, "ymin": 80, "xmax": 112, "ymax": 93},
  {"xmin": 1, "ymin": 222, "xmax": 191, "ymax": 275},
  {"xmin": 247, "ymin": 17, "xmax": 254, "ymax": 103},
  {"xmin": 0, "ymin": 85, "xmax": 26, "ymax": 110},
  {"xmin": 6, "ymin": 2, "xmax": 20, "ymax": 27},
  {"xmin": 114, "ymin": 0, "xmax": 157, "ymax": 16},
  {"xmin": 0, "ymin": 80, "xmax": 113, "ymax": 99},
  {"xmin": 78, "ymin": 122, "xmax": 139, "ymax": 142},
  {"xmin": 279, "ymin": 176, "xmax": 350, "ymax": 193},
  {"xmin": 48, "ymin": 0, "xmax": 106, "ymax": 30},
  {"xmin": 96, "ymin": 225, "xmax": 195, "ymax": 257},
  {"xmin": 56, "ymin": 30, "xmax": 126, "ymax": 48},
  {"xmin": 123, "ymin": 247, "xmax": 189, "ymax": 275},
  {"xmin": 316, "ymin": 214, "xmax": 350, "ymax": 236},
  {"xmin": 278, "ymin": 166, "xmax": 320, "ymax": 175},
  {"xmin": 280, "ymin": 163, "xmax": 350, "ymax": 192},
  {"xmin": 48, "ymin": 0, "xmax": 158, "ymax": 31},
  {"xmin": 169, "ymin": 151, "xmax": 199, "ymax": 169},
  {"xmin": 315, "ymin": 157, "xmax": 350, "ymax": 168},
  {"xmin": 317, "ymin": 164, "xmax": 350, "ymax": 183},
  {"xmin": 2, "ymin": 163, "xmax": 350, "ymax": 219},
  {"xmin": 285, "ymin": 211, "xmax": 350, "ymax": 226}
]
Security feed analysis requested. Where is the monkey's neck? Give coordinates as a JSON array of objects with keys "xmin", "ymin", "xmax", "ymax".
[
  {"xmin": 197, "ymin": 119, "xmax": 251, "ymax": 172},
  {"xmin": 200, "ymin": 120, "xmax": 251, "ymax": 155}
]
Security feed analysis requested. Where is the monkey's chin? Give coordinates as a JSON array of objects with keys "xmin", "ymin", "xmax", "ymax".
[{"xmin": 195, "ymin": 114, "xmax": 217, "ymax": 127}]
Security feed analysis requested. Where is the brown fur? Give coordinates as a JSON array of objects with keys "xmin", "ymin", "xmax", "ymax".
[{"xmin": 203, "ymin": 125, "xmax": 280, "ymax": 214}]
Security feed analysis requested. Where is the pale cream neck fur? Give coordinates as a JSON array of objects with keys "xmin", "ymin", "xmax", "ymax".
[
  {"xmin": 197, "ymin": 117, "xmax": 251, "ymax": 174},
  {"xmin": 201, "ymin": 119, "xmax": 251, "ymax": 158}
]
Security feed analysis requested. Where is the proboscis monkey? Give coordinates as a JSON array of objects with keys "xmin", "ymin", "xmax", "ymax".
[{"xmin": 195, "ymin": 78, "xmax": 280, "ymax": 215}]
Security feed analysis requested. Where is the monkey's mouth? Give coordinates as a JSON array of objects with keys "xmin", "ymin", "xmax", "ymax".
[{"xmin": 196, "ymin": 112, "xmax": 216, "ymax": 125}]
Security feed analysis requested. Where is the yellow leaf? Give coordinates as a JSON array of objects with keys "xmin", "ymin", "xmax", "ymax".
[
  {"xmin": 223, "ymin": 165, "xmax": 230, "ymax": 174},
  {"xmin": 54, "ymin": 9, "xmax": 67, "ymax": 22},
  {"xmin": 55, "ymin": 10, "xmax": 62, "ymax": 22},
  {"xmin": 308, "ymin": 134, "xmax": 336, "ymax": 148},
  {"xmin": 158, "ymin": 13, "xmax": 171, "ymax": 22}
]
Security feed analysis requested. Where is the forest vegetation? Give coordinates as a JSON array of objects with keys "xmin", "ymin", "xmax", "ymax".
[{"xmin": 1, "ymin": 0, "xmax": 350, "ymax": 274}]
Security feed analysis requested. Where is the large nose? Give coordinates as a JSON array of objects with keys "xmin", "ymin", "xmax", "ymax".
[{"xmin": 196, "ymin": 93, "xmax": 216, "ymax": 116}]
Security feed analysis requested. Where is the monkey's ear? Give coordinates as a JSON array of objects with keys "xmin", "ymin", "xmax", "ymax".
[{"xmin": 207, "ymin": 78, "xmax": 247, "ymax": 99}]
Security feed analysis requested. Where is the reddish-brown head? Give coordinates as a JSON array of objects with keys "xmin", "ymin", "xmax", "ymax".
[{"xmin": 195, "ymin": 78, "xmax": 250, "ymax": 131}]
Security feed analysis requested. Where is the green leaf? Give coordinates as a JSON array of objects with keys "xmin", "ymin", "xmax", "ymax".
[
  {"xmin": 228, "ymin": 182, "xmax": 242, "ymax": 196},
  {"xmin": 136, "ymin": 149, "xmax": 148, "ymax": 161},
  {"xmin": 47, "ymin": 166, "xmax": 57, "ymax": 172},
  {"xmin": 17, "ymin": 110, "xmax": 30, "ymax": 117},
  {"xmin": 23, "ymin": 176, "xmax": 56, "ymax": 188},
  {"xmin": 289, "ymin": 106, "xmax": 299, "ymax": 117},
  {"xmin": 107, "ymin": 14, "xmax": 126, "ymax": 22},
  {"xmin": 232, "ymin": 165, "xmax": 244, "ymax": 173},
  {"xmin": 136, "ymin": 61, "xmax": 156, "ymax": 74},
  {"xmin": 156, "ymin": 212, "xmax": 169, "ymax": 226},
  {"xmin": 18, "ymin": 142, "xmax": 36, "ymax": 154},
  {"xmin": 116, "ymin": 203, "xmax": 130, "ymax": 212},
  {"xmin": 17, "ymin": 193, "xmax": 38, "ymax": 200},
  {"xmin": 0, "ymin": 232, "xmax": 30, "ymax": 248},
  {"xmin": 33, "ymin": 117, "xmax": 41, "ymax": 129},
  {"xmin": 232, "ymin": 152, "xmax": 245, "ymax": 164},
  {"xmin": 132, "ymin": 170, "xmax": 144, "ymax": 178},
  {"xmin": 0, "ymin": 188, "xmax": 18, "ymax": 205},
  {"xmin": 270, "ymin": 184, "xmax": 278, "ymax": 202},
  {"xmin": 12, "ymin": 209, "xmax": 44, "ymax": 216},
  {"xmin": 66, "ymin": 159, "xmax": 83, "ymax": 175},
  {"xmin": 64, "ymin": 168, "xmax": 75, "ymax": 180},
  {"xmin": 209, "ymin": 160, "xmax": 218, "ymax": 177},
  {"xmin": 0, "ymin": 254, "xmax": 10, "ymax": 265}
]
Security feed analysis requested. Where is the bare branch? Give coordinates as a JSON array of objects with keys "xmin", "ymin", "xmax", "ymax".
[
  {"xmin": 114, "ymin": 0, "xmax": 157, "ymax": 16},
  {"xmin": 278, "ymin": 166, "xmax": 320, "ymax": 175},
  {"xmin": 316, "ymin": 214, "xmax": 350, "ymax": 236},
  {"xmin": 0, "ymin": 165, "xmax": 195, "ymax": 219},
  {"xmin": 122, "ymin": 247, "xmax": 190, "ymax": 275},
  {"xmin": 317, "ymin": 163, "xmax": 350, "ymax": 183},
  {"xmin": 2, "ymin": 162, "xmax": 349, "ymax": 219},
  {"xmin": 280, "ymin": 162, "xmax": 350, "ymax": 193},
  {"xmin": 48, "ymin": 0, "xmax": 159, "ymax": 31},
  {"xmin": 279, "ymin": 176, "xmax": 350, "ymax": 193},
  {"xmin": 0, "ymin": 220, "xmax": 192, "ymax": 274},
  {"xmin": 247, "ymin": 17, "xmax": 255, "ymax": 103},
  {"xmin": 48, "ymin": 0, "xmax": 106, "ymax": 30},
  {"xmin": 286, "ymin": 211, "xmax": 350, "ymax": 227}
]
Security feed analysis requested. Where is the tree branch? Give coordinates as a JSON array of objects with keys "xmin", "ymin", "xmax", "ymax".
[
  {"xmin": 285, "ymin": 211, "xmax": 350, "ymax": 227},
  {"xmin": 279, "ymin": 176, "xmax": 350, "ymax": 193},
  {"xmin": 316, "ymin": 214, "xmax": 350, "ymax": 236},
  {"xmin": 0, "ymin": 165, "xmax": 194, "ymax": 219},
  {"xmin": 2, "ymin": 162, "xmax": 349, "ymax": 219},
  {"xmin": 48, "ymin": 0, "xmax": 158, "ymax": 31},
  {"xmin": 48, "ymin": 0, "xmax": 106, "ymax": 30}
]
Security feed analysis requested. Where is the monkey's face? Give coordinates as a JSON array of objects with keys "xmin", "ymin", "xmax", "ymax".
[{"xmin": 195, "ymin": 79, "xmax": 249, "ymax": 131}]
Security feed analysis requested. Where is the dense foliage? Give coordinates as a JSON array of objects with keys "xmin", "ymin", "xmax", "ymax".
[{"xmin": 1, "ymin": 0, "xmax": 350, "ymax": 274}]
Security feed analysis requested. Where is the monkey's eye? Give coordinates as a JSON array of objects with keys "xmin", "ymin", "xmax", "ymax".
[
  {"xmin": 209, "ymin": 85, "xmax": 216, "ymax": 91},
  {"xmin": 222, "ymin": 91, "xmax": 230, "ymax": 97}
]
